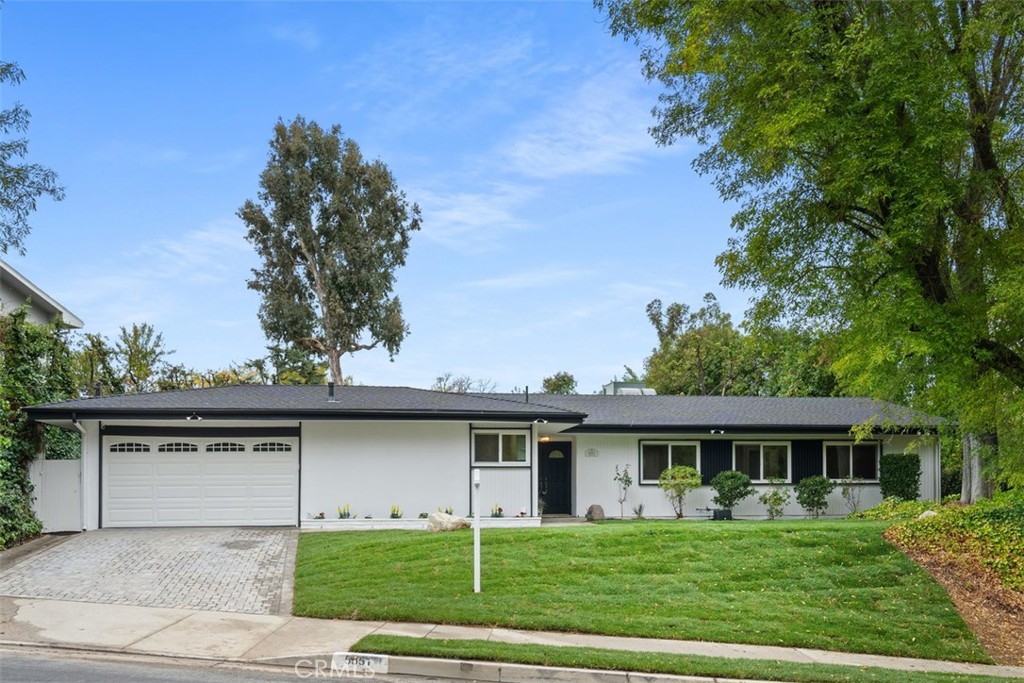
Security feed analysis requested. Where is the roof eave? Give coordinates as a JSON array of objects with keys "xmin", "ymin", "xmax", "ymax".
[
  {"xmin": 24, "ymin": 407, "xmax": 586, "ymax": 424},
  {"xmin": 563, "ymin": 423, "xmax": 938, "ymax": 434}
]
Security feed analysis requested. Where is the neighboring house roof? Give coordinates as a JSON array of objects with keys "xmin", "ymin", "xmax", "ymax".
[
  {"xmin": 26, "ymin": 384, "xmax": 938, "ymax": 433},
  {"xmin": 25, "ymin": 384, "xmax": 587, "ymax": 423},
  {"xmin": 0, "ymin": 258, "xmax": 84, "ymax": 328},
  {"xmin": 481, "ymin": 394, "xmax": 940, "ymax": 433}
]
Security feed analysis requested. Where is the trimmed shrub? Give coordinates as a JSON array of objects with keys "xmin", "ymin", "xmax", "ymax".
[
  {"xmin": 795, "ymin": 475, "xmax": 836, "ymax": 518},
  {"xmin": 757, "ymin": 478, "xmax": 791, "ymax": 520},
  {"xmin": 658, "ymin": 465, "xmax": 702, "ymax": 518},
  {"xmin": 710, "ymin": 470, "xmax": 755, "ymax": 510},
  {"xmin": 879, "ymin": 453, "xmax": 921, "ymax": 500}
]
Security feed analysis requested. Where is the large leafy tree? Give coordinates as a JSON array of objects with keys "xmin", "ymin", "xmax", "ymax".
[
  {"xmin": 240, "ymin": 117, "xmax": 421, "ymax": 385},
  {"xmin": 643, "ymin": 294, "xmax": 840, "ymax": 397},
  {"xmin": 114, "ymin": 323, "xmax": 173, "ymax": 394},
  {"xmin": 0, "ymin": 61, "xmax": 63, "ymax": 254},
  {"xmin": 541, "ymin": 371, "xmax": 578, "ymax": 394},
  {"xmin": 645, "ymin": 293, "xmax": 754, "ymax": 396},
  {"xmin": 600, "ymin": 0, "xmax": 1024, "ymax": 487}
]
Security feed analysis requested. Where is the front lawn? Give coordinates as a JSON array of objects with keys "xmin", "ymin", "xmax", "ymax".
[{"xmin": 294, "ymin": 520, "xmax": 987, "ymax": 663}]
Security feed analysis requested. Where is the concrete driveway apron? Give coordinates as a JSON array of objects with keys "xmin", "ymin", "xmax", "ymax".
[{"xmin": 0, "ymin": 528, "xmax": 297, "ymax": 615}]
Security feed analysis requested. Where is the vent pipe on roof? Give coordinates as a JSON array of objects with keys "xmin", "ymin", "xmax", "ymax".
[
  {"xmin": 525, "ymin": 386, "xmax": 529, "ymax": 403},
  {"xmin": 327, "ymin": 381, "xmax": 336, "ymax": 402},
  {"xmin": 93, "ymin": 382, "xmax": 101, "ymax": 398}
]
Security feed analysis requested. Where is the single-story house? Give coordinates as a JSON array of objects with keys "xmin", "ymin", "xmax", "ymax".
[
  {"xmin": 25, "ymin": 384, "xmax": 942, "ymax": 530},
  {"xmin": 1, "ymin": 258, "xmax": 84, "ymax": 328}
]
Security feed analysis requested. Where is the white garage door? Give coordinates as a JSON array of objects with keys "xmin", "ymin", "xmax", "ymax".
[{"xmin": 103, "ymin": 436, "xmax": 298, "ymax": 527}]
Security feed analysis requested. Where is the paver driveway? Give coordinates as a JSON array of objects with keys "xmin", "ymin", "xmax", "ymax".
[{"xmin": 0, "ymin": 528, "xmax": 297, "ymax": 615}]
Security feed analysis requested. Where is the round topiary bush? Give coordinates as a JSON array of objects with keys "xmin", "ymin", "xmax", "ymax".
[
  {"xmin": 795, "ymin": 475, "xmax": 836, "ymax": 518},
  {"xmin": 710, "ymin": 470, "xmax": 755, "ymax": 511}
]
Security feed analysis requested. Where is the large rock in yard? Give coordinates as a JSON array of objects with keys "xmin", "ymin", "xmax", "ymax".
[
  {"xmin": 586, "ymin": 504, "xmax": 605, "ymax": 521},
  {"xmin": 428, "ymin": 512, "xmax": 470, "ymax": 532},
  {"xmin": 917, "ymin": 509, "xmax": 939, "ymax": 520}
]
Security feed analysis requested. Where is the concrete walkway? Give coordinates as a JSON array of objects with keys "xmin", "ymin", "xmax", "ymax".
[{"xmin": 1, "ymin": 596, "xmax": 1021, "ymax": 680}]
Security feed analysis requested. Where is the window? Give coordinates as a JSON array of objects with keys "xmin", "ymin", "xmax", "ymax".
[
  {"xmin": 157, "ymin": 442, "xmax": 198, "ymax": 452},
  {"xmin": 472, "ymin": 431, "xmax": 528, "ymax": 465},
  {"xmin": 108, "ymin": 442, "xmax": 150, "ymax": 453},
  {"xmin": 639, "ymin": 441, "xmax": 700, "ymax": 484},
  {"xmin": 733, "ymin": 442, "xmax": 791, "ymax": 482},
  {"xmin": 252, "ymin": 442, "xmax": 292, "ymax": 452},
  {"xmin": 206, "ymin": 442, "xmax": 245, "ymax": 452},
  {"xmin": 824, "ymin": 442, "xmax": 878, "ymax": 480}
]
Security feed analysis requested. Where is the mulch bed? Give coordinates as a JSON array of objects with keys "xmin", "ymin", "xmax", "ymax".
[{"xmin": 886, "ymin": 533, "xmax": 1024, "ymax": 666}]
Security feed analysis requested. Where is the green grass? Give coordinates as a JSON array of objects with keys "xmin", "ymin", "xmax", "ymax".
[
  {"xmin": 354, "ymin": 635, "xmax": 1022, "ymax": 683},
  {"xmin": 294, "ymin": 520, "xmax": 987, "ymax": 663}
]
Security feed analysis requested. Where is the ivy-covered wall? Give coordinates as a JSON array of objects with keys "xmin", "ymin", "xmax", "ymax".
[{"xmin": 0, "ymin": 307, "xmax": 77, "ymax": 548}]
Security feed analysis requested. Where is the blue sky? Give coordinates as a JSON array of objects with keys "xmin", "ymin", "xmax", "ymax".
[{"xmin": 3, "ymin": 1, "xmax": 745, "ymax": 393}]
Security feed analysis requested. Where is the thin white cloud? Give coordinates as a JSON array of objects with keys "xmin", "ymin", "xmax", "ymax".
[
  {"xmin": 271, "ymin": 24, "xmax": 321, "ymax": 52},
  {"xmin": 70, "ymin": 218, "xmax": 256, "ymax": 330},
  {"xmin": 503, "ymin": 63, "xmax": 671, "ymax": 179},
  {"xmin": 470, "ymin": 268, "xmax": 594, "ymax": 291},
  {"xmin": 412, "ymin": 182, "xmax": 538, "ymax": 253}
]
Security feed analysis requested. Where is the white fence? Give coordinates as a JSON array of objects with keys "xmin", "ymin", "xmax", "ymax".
[{"xmin": 29, "ymin": 458, "xmax": 82, "ymax": 532}]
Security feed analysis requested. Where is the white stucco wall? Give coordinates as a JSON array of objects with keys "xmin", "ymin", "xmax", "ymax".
[
  {"xmin": 572, "ymin": 432, "xmax": 941, "ymax": 520},
  {"xmin": 301, "ymin": 421, "xmax": 474, "ymax": 520},
  {"xmin": 81, "ymin": 420, "xmax": 100, "ymax": 530}
]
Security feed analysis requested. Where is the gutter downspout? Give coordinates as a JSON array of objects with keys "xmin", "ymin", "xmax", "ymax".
[{"xmin": 71, "ymin": 413, "xmax": 87, "ymax": 531}]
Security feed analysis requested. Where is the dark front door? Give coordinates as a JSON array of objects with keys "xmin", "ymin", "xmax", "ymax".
[{"xmin": 539, "ymin": 442, "xmax": 572, "ymax": 514}]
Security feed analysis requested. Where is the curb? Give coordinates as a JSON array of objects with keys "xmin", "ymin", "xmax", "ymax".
[
  {"xmin": 0, "ymin": 641, "xmax": 794, "ymax": 683},
  {"xmin": 270, "ymin": 653, "xmax": 798, "ymax": 683}
]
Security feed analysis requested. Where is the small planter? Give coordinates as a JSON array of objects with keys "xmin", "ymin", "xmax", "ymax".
[
  {"xmin": 712, "ymin": 509, "xmax": 734, "ymax": 521},
  {"xmin": 301, "ymin": 516, "xmax": 543, "ymax": 531},
  {"xmin": 302, "ymin": 518, "xmax": 428, "ymax": 531}
]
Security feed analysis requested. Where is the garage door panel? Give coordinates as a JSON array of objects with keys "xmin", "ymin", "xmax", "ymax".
[
  {"xmin": 108, "ymin": 462, "xmax": 154, "ymax": 477},
  {"xmin": 104, "ymin": 436, "xmax": 297, "ymax": 527},
  {"xmin": 107, "ymin": 485, "xmax": 154, "ymax": 499},
  {"xmin": 205, "ymin": 485, "xmax": 250, "ymax": 498},
  {"xmin": 156, "ymin": 462, "xmax": 203, "ymax": 476},
  {"xmin": 252, "ymin": 462, "xmax": 294, "ymax": 475},
  {"xmin": 204, "ymin": 462, "xmax": 250, "ymax": 476},
  {"xmin": 155, "ymin": 508, "xmax": 204, "ymax": 523},
  {"xmin": 252, "ymin": 485, "xmax": 294, "ymax": 497},
  {"xmin": 155, "ymin": 485, "xmax": 202, "ymax": 498},
  {"xmin": 203, "ymin": 508, "xmax": 251, "ymax": 521},
  {"xmin": 107, "ymin": 508, "xmax": 156, "ymax": 524}
]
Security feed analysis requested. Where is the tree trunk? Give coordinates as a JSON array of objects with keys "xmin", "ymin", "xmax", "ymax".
[
  {"xmin": 327, "ymin": 349, "xmax": 343, "ymax": 387},
  {"xmin": 960, "ymin": 433, "xmax": 992, "ymax": 504}
]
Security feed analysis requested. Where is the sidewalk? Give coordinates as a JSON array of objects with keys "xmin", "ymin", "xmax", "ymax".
[{"xmin": 1, "ymin": 596, "xmax": 1022, "ymax": 680}]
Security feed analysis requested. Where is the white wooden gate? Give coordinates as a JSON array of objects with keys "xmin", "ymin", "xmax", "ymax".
[{"xmin": 29, "ymin": 458, "xmax": 82, "ymax": 532}]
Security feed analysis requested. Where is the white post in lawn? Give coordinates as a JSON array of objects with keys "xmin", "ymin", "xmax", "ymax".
[{"xmin": 473, "ymin": 468, "xmax": 481, "ymax": 593}]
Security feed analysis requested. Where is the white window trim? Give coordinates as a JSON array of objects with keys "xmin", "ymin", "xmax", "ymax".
[
  {"xmin": 638, "ymin": 440, "xmax": 702, "ymax": 484},
  {"xmin": 471, "ymin": 429, "xmax": 531, "ymax": 466},
  {"xmin": 732, "ymin": 441, "xmax": 792, "ymax": 483},
  {"xmin": 822, "ymin": 441, "xmax": 880, "ymax": 482}
]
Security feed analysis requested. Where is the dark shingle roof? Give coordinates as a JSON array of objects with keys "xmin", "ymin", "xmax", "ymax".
[
  {"xmin": 25, "ymin": 385, "xmax": 585, "ymax": 422},
  {"xmin": 479, "ymin": 394, "xmax": 939, "ymax": 432},
  {"xmin": 26, "ymin": 385, "xmax": 938, "ymax": 432}
]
